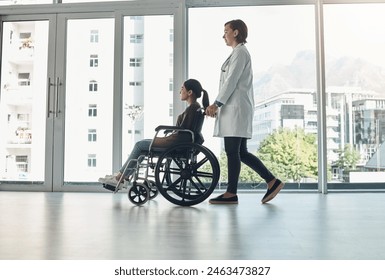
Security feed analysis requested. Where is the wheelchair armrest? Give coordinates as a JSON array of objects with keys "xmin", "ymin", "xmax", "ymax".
[
  {"xmin": 151, "ymin": 126, "xmax": 195, "ymax": 148},
  {"xmin": 155, "ymin": 125, "xmax": 195, "ymax": 138},
  {"xmin": 155, "ymin": 125, "xmax": 180, "ymax": 132}
]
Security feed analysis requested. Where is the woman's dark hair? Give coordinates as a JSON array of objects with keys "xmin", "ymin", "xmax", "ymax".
[
  {"xmin": 184, "ymin": 79, "xmax": 210, "ymax": 110},
  {"xmin": 225, "ymin": 19, "xmax": 248, "ymax": 44}
]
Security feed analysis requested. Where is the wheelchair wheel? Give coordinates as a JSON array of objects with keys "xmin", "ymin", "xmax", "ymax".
[
  {"xmin": 128, "ymin": 182, "xmax": 150, "ymax": 206},
  {"xmin": 144, "ymin": 180, "xmax": 158, "ymax": 200},
  {"xmin": 154, "ymin": 143, "xmax": 220, "ymax": 206}
]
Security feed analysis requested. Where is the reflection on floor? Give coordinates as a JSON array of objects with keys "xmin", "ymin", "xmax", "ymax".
[{"xmin": 0, "ymin": 191, "xmax": 385, "ymax": 260}]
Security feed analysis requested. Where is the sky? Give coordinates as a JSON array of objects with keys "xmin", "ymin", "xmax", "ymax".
[{"xmin": 188, "ymin": 4, "xmax": 385, "ymax": 96}]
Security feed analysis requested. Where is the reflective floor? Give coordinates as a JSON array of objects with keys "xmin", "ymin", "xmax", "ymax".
[{"xmin": 0, "ymin": 190, "xmax": 385, "ymax": 260}]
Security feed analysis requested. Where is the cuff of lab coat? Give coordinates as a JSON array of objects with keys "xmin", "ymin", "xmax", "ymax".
[{"xmin": 214, "ymin": 100, "xmax": 223, "ymax": 107}]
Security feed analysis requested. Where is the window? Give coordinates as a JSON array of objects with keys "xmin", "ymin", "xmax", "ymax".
[
  {"xmin": 169, "ymin": 29, "xmax": 173, "ymax": 42},
  {"xmin": 189, "ymin": 5, "xmax": 316, "ymax": 189},
  {"xmin": 324, "ymin": 4, "xmax": 385, "ymax": 185},
  {"xmin": 89, "ymin": 54, "xmax": 98, "ymax": 67},
  {"xmin": 89, "ymin": 80, "xmax": 98, "ymax": 92},
  {"xmin": 17, "ymin": 113, "xmax": 29, "ymax": 122},
  {"xmin": 129, "ymin": 81, "xmax": 142, "ymax": 86},
  {"xmin": 19, "ymin": 32, "xmax": 31, "ymax": 39},
  {"xmin": 130, "ymin": 34, "xmax": 143, "ymax": 44},
  {"xmin": 90, "ymin": 30, "xmax": 99, "ymax": 43},
  {"xmin": 88, "ymin": 129, "xmax": 97, "ymax": 142},
  {"xmin": 18, "ymin": 73, "xmax": 31, "ymax": 86},
  {"xmin": 15, "ymin": 155, "xmax": 28, "ymax": 173},
  {"xmin": 88, "ymin": 104, "xmax": 97, "ymax": 117},
  {"xmin": 169, "ymin": 78, "xmax": 173, "ymax": 92},
  {"xmin": 87, "ymin": 154, "xmax": 96, "ymax": 167},
  {"xmin": 129, "ymin": 58, "xmax": 143, "ymax": 67},
  {"xmin": 127, "ymin": 130, "xmax": 140, "ymax": 135}
]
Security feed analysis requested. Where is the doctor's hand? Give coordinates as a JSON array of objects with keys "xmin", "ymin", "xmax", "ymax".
[{"xmin": 205, "ymin": 104, "xmax": 218, "ymax": 118}]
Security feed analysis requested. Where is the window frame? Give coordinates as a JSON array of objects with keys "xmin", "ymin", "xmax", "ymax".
[{"xmin": 1, "ymin": 0, "xmax": 384, "ymax": 193}]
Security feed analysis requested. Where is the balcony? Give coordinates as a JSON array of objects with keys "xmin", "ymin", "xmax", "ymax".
[
  {"xmin": 7, "ymin": 128, "xmax": 32, "ymax": 145},
  {"xmin": 2, "ymin": 83, "xmax": 33, "ymax": 105},
  {"xmin": 8, "ymin": 41, "xmax": 35, "ymax": 64}
]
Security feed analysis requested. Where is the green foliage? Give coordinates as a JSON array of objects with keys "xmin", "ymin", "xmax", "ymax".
[
  {"xmin": 335, "ymin": 144, "xmax": 361, "ymax": 171},
  {"xmin": 257, "ymin": 127, "xmax": 318, "ymax": 182},
  {"xmin": 218, "ymin": 151, "xmax": 261, "ymax": 183},
  {"xmin": 217, "ymin": 127, "xmax": 319, "ymax": 183}
]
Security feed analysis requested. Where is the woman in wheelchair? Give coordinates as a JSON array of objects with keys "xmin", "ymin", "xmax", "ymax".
[{"xmin": 98, "ymin": 79, "xmax": 210, "ymax": 190}]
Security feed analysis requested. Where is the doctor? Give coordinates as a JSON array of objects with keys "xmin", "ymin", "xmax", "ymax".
[{"xmin": 206, "ymin": 19, "xmax": 284, "ymax": 204}]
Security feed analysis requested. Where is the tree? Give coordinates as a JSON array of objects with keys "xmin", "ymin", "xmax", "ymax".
[
  {"xmin": 335, "ymin": 144, "xmax": 361, "ymax": 171},
  {"xmin": 217, "ymin": 151, "xmax": 263, "ymax": 184},
  {"xmin": 256, "ymin": 127, "xmax": 318, "ymax": 182},
  {"xmin": 217, "ymin": 127, "xmax": 318, "ymax": 183}
]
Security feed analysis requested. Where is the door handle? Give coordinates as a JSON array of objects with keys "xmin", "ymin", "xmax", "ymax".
[
  {"xmin": 47, "ymin": 77, "xmax": 54, "ymax": 118},
  {"xmin": 54, "ymin": 77, "xmax": 62, "ymax": 118}
]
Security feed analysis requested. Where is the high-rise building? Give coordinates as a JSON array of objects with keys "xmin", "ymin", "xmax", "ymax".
[{"xmin": 251, "ymin": 87, "xmax": 384, "ymax": 181}]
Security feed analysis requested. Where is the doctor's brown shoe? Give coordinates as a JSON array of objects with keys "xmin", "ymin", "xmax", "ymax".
[{"xmin": 261, "ymin": 179, "xmax": 284, "ymax": 204}]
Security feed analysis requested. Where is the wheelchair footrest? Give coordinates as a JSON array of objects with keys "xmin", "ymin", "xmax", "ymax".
[{"xmin": 103, "ymin": 184, "xmax": 117, "ymax": 192}]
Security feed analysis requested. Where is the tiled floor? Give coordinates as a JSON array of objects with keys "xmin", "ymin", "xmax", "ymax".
[{"xmin": 1, "ymin": 190, "xmax": 385, "ymax": 260}]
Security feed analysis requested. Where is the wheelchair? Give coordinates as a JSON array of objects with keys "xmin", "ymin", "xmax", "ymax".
[{"xmin": 104, "ymin": 108, "xmax": 220, "ymax": 207}]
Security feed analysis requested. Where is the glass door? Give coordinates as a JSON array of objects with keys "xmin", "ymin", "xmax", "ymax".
[
  {"xmin": 0, "ymin": 14, "xmax": 116, "ymax": 192},
  {"xmin": 1, "ymin": 12, "xmax": 175, "ymax": 192},
  {"xmin": 59, "ymin": 14, "xmax": 175, "ymax": 191},
  {"xmin": 57, "ymin": 15, "xmax": 115, "ymax": 191},
  {"xmin": 0, "ymin": 16, "xmax": 56, "ymax": 191}
]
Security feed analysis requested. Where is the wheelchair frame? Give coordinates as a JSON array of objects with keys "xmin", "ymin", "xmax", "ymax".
[{"xmin": 104, "ymin": 109, "xmax": 220, "ymax": 206}]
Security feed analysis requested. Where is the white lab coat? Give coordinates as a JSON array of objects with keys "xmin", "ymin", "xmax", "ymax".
[{"xmin": 213, "ymin": 43, "xmax": 254, "ymax": 138}]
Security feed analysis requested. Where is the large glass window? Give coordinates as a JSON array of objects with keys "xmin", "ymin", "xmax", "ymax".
[
  {"xmin": 189, "ymin": 5, "xmax": 316, "ymax": 189},
  {"xmin": 0, "ymin": 21, "xmax": 49, "ymax": 182},
  {"xmin": 324, "ymin": 4, "xmax": 385, "ymax": 187},
  {"xmin": 121, "ymin": 15, "xmax": 173, "ymax": 165}
]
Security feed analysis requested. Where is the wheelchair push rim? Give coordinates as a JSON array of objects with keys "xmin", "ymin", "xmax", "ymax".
[{"xmin": 154, "ymin": 143, "xmax": 220, "ymax": 206}]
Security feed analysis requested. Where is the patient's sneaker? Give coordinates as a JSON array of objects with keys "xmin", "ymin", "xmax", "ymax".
[
  {"xmin": 98, "ymin": 174, "xmax": 127, "ymax": 191},
  {"xmin": 98, "ymin": 174, "xmax": 117, "ymax": 185}
]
